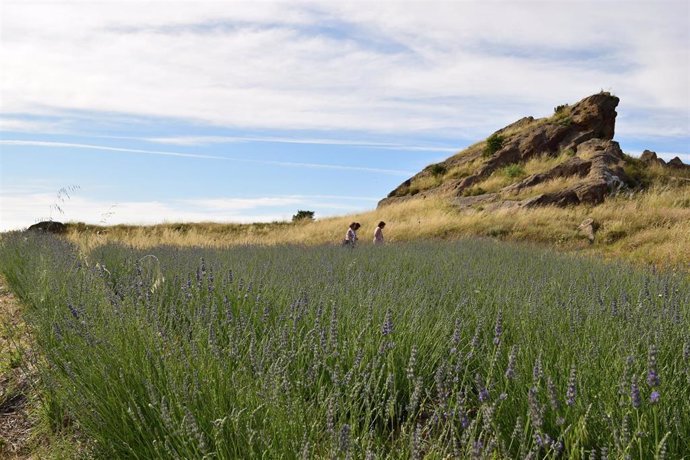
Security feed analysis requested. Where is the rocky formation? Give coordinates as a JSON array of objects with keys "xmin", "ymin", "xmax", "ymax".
[
  {"xmin": 520, "ymin": 139, "xmax": 628, "ymax": 207},
  {"xmin": 668, "ymin": 156, "xmax": 690, "ymax": 169},
  {"xmin": 640, "ymin": 150, "xmax": 666, "ymax": 166},
  {"xmin": 379, "ymin": 93, "xmax": 687, "ymax": 210},
  {"xmin": 27, "ymin": 221, "xmax": 67, "ymax": 234}
]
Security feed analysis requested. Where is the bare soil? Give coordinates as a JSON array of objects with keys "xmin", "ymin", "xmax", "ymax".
[{"xmin": 0, "ymin": 276, "xmax": 35, "ymax": 459}]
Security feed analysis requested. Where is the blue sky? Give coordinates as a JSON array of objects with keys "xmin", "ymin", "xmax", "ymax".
[{"xmin": 1, "ymin": 0, "xmax": 688, "ymax": 230}]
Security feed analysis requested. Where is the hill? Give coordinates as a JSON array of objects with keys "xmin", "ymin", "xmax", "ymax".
[
  {"xmin": 380, "ymin": 92, "xmax": 689, "ymax": 209},
  {"xmin": 34, "ymin": 93, "xmax": 690, "ymax": 269}
]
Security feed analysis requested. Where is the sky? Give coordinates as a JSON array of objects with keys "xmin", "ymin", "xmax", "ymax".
[{"xmin": 1, "ymin": 0, "xmax": 688, "ymax": 231}]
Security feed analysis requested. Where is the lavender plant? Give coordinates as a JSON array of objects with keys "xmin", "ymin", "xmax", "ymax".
[{"xmin": 0, "ymin": 232, "xmax": 688, "ymax": 458}]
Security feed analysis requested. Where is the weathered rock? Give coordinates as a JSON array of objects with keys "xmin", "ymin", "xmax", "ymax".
[
  {"xmin": 640, "ymin": 150, "xmax": 658, "ymax": 162},
  {"xmin": 504, "ymin": 157, "xmax": 592, "ymax": 195},
  {"xmin": 521, "ymin": 139, "xmax": 629, "ymax": 207},
  {"xmin": 522, "ymin": 190, "xmax": 580, "ymax": 207},
  {"xmin": 668, "ymin": 156, "xmax": 689, "ymax": 169},
  {"xmin": 578, "ymin": 218, "xmax": 599, "ymax": 243},
  {"xmin": 27, "ymin": 221, "xmax": 67, "ymax": 234},
  {"xmin": 379, "ymin": 92, "xmax": 620, "ymax": 207}
]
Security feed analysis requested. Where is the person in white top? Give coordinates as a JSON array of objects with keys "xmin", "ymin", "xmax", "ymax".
[
  {"xmin": 343, "ymin": 222, "xmax": 360, "ymax": 247},
  {"xmin": 373, "ymin": 221, "xmax": 386, "ymax": 245}
]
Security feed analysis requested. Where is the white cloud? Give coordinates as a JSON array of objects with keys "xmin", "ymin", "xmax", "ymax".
[
  {"xmin": 0, "ymin": 117, "xmax": 67, "ymax": 133},
  {"xmin": 0, "ymin": 192, "xmax": 375, "ymax": 231},
  {"xmin": 1, "ymin": 1, "xmax": 687, "ymax": 138}
]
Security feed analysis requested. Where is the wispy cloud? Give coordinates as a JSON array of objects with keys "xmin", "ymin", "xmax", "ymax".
[
  {"xmin": 0, "ymin": 117, "xmax": 67, "ymax": 133},
  {"xmin": 0, "ymin": 139, "xmax": 415, "ymax": 175},
  {"xmin": 145, "ymin": 135, "xmax": 458, "ymax": 153},
  {"xmin": 0, "ymin": 140, "xmax": 226, "ymax": 160}
]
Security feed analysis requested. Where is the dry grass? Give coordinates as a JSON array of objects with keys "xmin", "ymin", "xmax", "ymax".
[
  {"xmin": 443, "ymin": 157, "xmax": 486, "ymax": 180},
  {"xmin": 523, "ymin": 151, "xmax": 575, "ymax": 175},
  {"xmin": 409, "ymin": 175, "xmax": 442, "ymax": 194},
  {"xmin": 459, "ymin": 152, "xmax": 576, "ymax": 196},
  {"xmin": 503, "ymin": 175, "xmax": 584, "ymax": 200},
  {"xmin": 66, "ymin": 184, "xmax": 690, "ymax": 269}
]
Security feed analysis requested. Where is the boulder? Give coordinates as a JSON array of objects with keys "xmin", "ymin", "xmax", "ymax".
[
  {"xmin": 578, "ymin": 218, "xmax": 599, "ymax": 243},
  {"xmin": 668, "ymin": 156, "xmax": 689, "ymax": 169},
  {"xmin": 27, "ymin": 221, "xmax": 67, "ymax": 234},
  {"xmin": 640, "ymin": 150, "xmax": 658, "ymax": 162}
]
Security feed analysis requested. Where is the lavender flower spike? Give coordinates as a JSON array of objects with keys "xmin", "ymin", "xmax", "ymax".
[
  {"xmin": 382, "ymin": 309, "xmax": 394, "ymax": 336},
  {"xmin": 493, "ymin": 310, "xmax": 503, "ymax": 345},
  {"xmin": 647, "ymin": 344, "xmax": 660, "ymax": 387},
  {"xmin": 566, "ymin": 364, "xmax": 577, "ymax": 406},
  {"xmin": 650, "ymin": 391, "xmax": 660, "ymax": 404},
  {"xmin": 630, "ymin": 377, "xmax": 641, "ymax": 409}
]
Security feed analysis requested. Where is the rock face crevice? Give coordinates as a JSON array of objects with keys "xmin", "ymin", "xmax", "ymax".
[{"xmin": 379, "ymin": 93, "xmax": 686, "ymax": 209}]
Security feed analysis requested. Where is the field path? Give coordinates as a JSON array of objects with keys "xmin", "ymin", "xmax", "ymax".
[{"xmin": 0, "ymin": 275, "xmax": 34, "ymax": 459}]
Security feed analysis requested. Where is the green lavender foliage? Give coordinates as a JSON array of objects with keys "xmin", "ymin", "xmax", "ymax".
[{"xmin": 1, "ymin": 232, "xmax": 688, "ymax": 459}]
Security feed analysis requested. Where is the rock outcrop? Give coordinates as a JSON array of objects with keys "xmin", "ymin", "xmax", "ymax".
[
  {"xmin": 378, "ymin": 93, "xmax": 644, "ymax": 209},
  {"xmin": 521, "ymin": 139, "xmax": 628, "ymax": 207},
  {"xmin": 640, "ymin": 150, "xmax": 666, "ymax": 166},
  {"xmin": 27, "ymin": 221, "xmax": 67, "ymax": 234},
  {"xmin": 668, "ymin": 156, "xmax": 690, "ymax": 169}
]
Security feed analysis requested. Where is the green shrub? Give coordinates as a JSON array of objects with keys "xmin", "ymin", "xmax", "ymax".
[
  {"xmin": 503, "ymin": 164, "xmax": 526, "ymax": 178},
  {"xmin": 483, "ymin": 134, "xmax": 505, "ymax": 157},
  {"xmin": 429, "ymin": 163, "xmax": 447, "ymax": 177},
  {"xmin": 622, "ymin": 160, "xmax": 652, "ymax": 188}
]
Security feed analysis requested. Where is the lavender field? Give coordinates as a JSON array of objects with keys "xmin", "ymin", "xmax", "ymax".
[{"xmin": 1, "ymin": 233, "xmax": 688, "ymax": 459}]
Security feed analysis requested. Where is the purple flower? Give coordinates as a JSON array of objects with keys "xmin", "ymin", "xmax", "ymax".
[
  {"xmin": 647, "ymin": 344, "xmax": 660, "ymax": 387},
  {"xmin": 472, "ymin": 441, "xmax": 483, "ymax": 460},
  {"xmin": 646, "ymin": 369, "xmax": 660, "ymax": 388},
  {"xmin": 68, "ymin": 303, "xmax": 79, "ymax": 319},
  {"xmin": 479, "ymin": 387, "xmax": 489, "ymax": 402},
  {"xmin": 631, "ymin": 378, "xmax": 641, "ymax": 409},
  {"xmin": 451, "ymin": 318, "xmax": 461, "ymax": 353},
  {"xmin": 528, "ymin": 386, "xmax": 543, "ymax": 429},
  {"xmin": 547, "ymin": 377, "xmax": 560, "ymax": 410},
  {"xmin": 533, "ymin": 356, "xmax": 543, "ymax": 383},
  {"xmin": 339, "ymin": 424, "xmax": 351, "ymax": 455},
  {"xmin": 382, "ymin": 309, "xmax": 393, "ymax": 336},
  {"xmin": 406, "ymin": 346, "xmax": 418, "ymax": 381},
  {"xmin": 566, "ymin": 364, "xmax": 577, "ymax": 406},
  {"xmin": 650, "ymin": 391, "xmax": 660, "ymax": 404},
  {"xmin": 493, "ymin": 310, "xmax": 503, "ymax": 345}
]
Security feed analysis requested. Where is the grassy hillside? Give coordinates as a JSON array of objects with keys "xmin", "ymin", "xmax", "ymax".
[{"xmin": 64, "ymin": 181, "xmax": 690, "ymax": 269}]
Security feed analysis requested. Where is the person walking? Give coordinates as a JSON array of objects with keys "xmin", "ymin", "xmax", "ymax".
[
  {"xmin": 343, "ymin": 222, "xmax": 360, "ymax": 247},
  {"xmin": 373, "ymin": 221, "xmax": 386, "ymax": 245}
]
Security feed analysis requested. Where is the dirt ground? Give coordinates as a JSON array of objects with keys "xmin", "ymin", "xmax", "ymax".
[{"xmin": 0, "ymin": 276, "xmax": 34, "ymax": 459}]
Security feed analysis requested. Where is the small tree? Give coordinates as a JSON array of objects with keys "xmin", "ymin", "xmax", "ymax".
[{"xmin": 292, "ymin": 210, "xmax": 315, "ymax": 222}]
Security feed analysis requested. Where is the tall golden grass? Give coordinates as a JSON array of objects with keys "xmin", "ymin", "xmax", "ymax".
[{"xmin": 66, "ymin": 183, "xmax": 690, "ymax": 269}]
